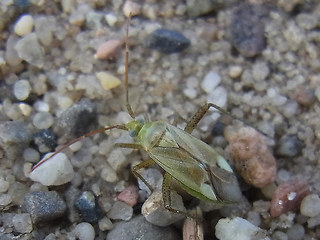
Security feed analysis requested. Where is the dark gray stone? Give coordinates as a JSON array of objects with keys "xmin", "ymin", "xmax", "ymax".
[
  {"xmin": 22, "ymin": 191, "xmax": 67, "ymax": 224},
  {"xmin": 147, "ymin": 29, "xmax": 190, "ymax": 54},
  {"xmin": 74, "ymin": 191, "xmax": 103, "ymax": 223},
  {"xmin": 276, "ymin": 134, "xmax": 304, "ymax": 157},
  {"xmin": 34, "ymin": 129, "xmax": 57, "ymax": 153},
  {"xmin": 106, "ymin": 215, "xmax": 180, "ymax": 240}
]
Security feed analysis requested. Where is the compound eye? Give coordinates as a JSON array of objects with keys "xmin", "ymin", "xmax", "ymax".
[{"xmin": 129, "ymin": 129, "xmax": 137, "ymax": 137}]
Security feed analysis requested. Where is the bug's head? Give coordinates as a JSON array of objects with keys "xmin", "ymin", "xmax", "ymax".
[{"xmin": 125, "ymin": 119, "xmax": 144, "ymax": 137}]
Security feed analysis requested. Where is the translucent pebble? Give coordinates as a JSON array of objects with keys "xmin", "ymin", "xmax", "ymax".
[
  {"xmin": 14, "ymin": 14, "xmax": 34, "ymax": 36},
  {"xmin": 13, "ymin": 79, "xmax": 31, "ymax": 100},
  {"xmin": 32, "ymin": 112, "xmax": 54, "ymax": 129},
  {"xmin": 19, "ymin": 103, "xmax": 32, "ymax": 116},
  {"xmin": 105, "ymin": 13, "xmax": 118, "ymax": 27},
  {"xmin": 207, "ymin": 86, "xmax": 227, "ymax": 109},
  {"xmin": 252, "ymin": 62, "xmax": 270, "ymax": 81},
  {"xmin": 300, "ymin": 194, "xmax": 320, "ymax": 217},
  {"xmin": 96, "ymin": 71, "xmax": 121, "ymax": 90},
  {"xmin": 34, "ymin": 101, "xmax": 50, "ymax": 112},
  {"xmin": 0, "ymin": 179, "xmax": 9, "ymax": 193},
  {"xmin": 286, "ymin": 224, "xmax": 305, "ymax": 240},
  {"xmin": 123, "ymin": 0, "xmax": 141, "ymax": 17},
  {"xmin": 0, "ymin": 193, "xmax": 12, "ymax": 206},
  {"xmin": 100, "ymin": 165, "xmax": 118, "ymax": 183},
  {"xmin": 23, "ymin": 148, "xmax": 40, "ymax": 163},
  {"xmin": 98, "ymin": 217, "xmax": 113, "ymax": 231},
  {"xmin": 29, "ymin": 152, "xmax": 74, "ymax": 186},
  {"xmin": 215, "ymin": 217, "xmax": 270, "ymax": 240},
  {"xmin": 12, "ymin": 213, "xmax": 33, "ymax": 233},
  {"xmin": 74, "ymin": 222, "xmax": 95, "ymax": 240},
  {"xmin": 229, "ymin": 65, "xmax": 243, "ymax": 78},
  {"xmin": 183, "ymin": 88, "xmax": 197, "ymax": 99},
  {"xmin": 201, "ymin": 70, "xmax": 221, "ymax": 94},
  {"xmin": 107, "ymin": 201, "xmax": 133, "ymax": 221}
]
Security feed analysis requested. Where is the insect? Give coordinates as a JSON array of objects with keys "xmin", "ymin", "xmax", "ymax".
[{"xmin": 31, "ymin": 16, "xmax": 242, "ymax": 218}]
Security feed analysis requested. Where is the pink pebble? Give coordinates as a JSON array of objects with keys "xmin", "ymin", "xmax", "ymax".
[
  {"xmin": 117, "ymin": 185, "xmax": 139, "ymax": 207},
  {"xmin": 270, "ymin": 180, "xmax": 310, "ymax": 217},
  {"xmin": 95, "ymin": 39, "xmax": 122, "ymax": 60}
]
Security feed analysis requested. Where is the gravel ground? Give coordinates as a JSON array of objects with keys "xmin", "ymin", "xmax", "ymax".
[{"xmin": 1, "ymin": 0, "xmax": 320, "ymax": 239}]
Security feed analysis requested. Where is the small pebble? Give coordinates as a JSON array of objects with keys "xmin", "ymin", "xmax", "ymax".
[
  {"xmin": 107, "ymin": 201, "xmax": 133, "ymax": 221},
  {"xmin": 147, "ymin": 29, "xmax": 190, "ymax": 54},
  {"xmin": 98, "ymin": 217, "xmax": 113, "ymax": 231},
  {"xmin": 137, "ymin": 168, "xmax": 163, "ymax": 195},
  {"xmin": 32, "ymin": 112, "xmax": 54, "ymax": 129},
  {"xmin": 23, "ymin": 191, "xmax": 67, "ymax": 224},
  {"xmin": 34, "ymin": 129, "xmax": 57, "ymax": 153},
  {"xmin": 229, "ymin": 65, "xmax": 243, "ymax": 78},
  {"xmin": 293, "ymin": 86, "xmax": 315, "ymax": 107},
  {"xmin": 13, "ymin": 79, "xmax": 31, "ymax": 100},
  {"xmin": 252, "ymin": 61, "xmax": 270, "ymax": 81},
  {"xmin": 272, "ymin": 231, "xmax": 288, "ymax": 240},
  {"xmin": 270, "ymin": 180, "xmax": 310, "ymax": 217},
  {"xmin": 117, "ymin": 185, "xmax": 139, "ymax": 207},
  {"xmin": 225, "ymin": 126, "xmax": 277, "ymax": 188},
  {"xmin": 296, "ymin": 13, "xmax": 318, "ymax": 30},
  {"xmin": 286, "ymin": 224, "xmax": 305, "ymax": 240},
  {"xmin": 142, "ymin": 190, "xmax": 185, "ymax": 227},
  {"xmin": 100, "ymin": 165, "xmax": 118, "ymax": 183},
  {"xmin": 215, "ymin": 217, "xmax": 270, "ymax": 240},
  {"xmin": 29, "ymin": 152, "xmax": 74, "ymax": 186},
  {"xmin": 19, "ymin": 103, "xmax": 32, "ymax": 116},
  {"xmin": 0, "ymin": 179, "xmax": 10, "ymax": 193},
  {"xmin": 96, "ymin": 71, "xmax": 122, "ymax": 90},
  {"xmin": 276, "ymin": 134, "xmax": 304, "ymax": 157},
  {"xmin": 23, "ymin": 148, "xmax": 40, "ymax": 163},
  {"xmin": 94, "ymin": 39, "xmax": 122, "ymax": 60},
  {"xmin": 207, "ymin": 86, "xmax": 227, "ymax": 109},
  {"xmin": 105, "ymin": 13, "xmax": 118, "ymax": 27},
  {"xmin": 0, "ymin": 193, "xmax": 12, "ymax": 206},
  {"xmin": 74, "ymin": 191, "xmax": 103, "ymax": 223},
  {"xmin": 201, "ymin": 70, "xmax": 221, "ymax": 94},
  {"xmin": 300, "ymin": 194, "xmax": 320, "ymax": 217},
  {"xmin": 307, "ymin": 214, "xmax": 320, "ymax": 228},
  {"xmin": 230, "ymin": 3, "xmax": 267, "ymax": 57},
  {"xmin": 12, "ymin": 213, "xmax": 33, "ymax": 233},
  {"xmin": 74, "ymin": 222, "xmax": 95, "ymax": 240},
  {"xmin": 85, "ymin": 11, "xmax": 103, "ymax": 29},
  {"xmin": 107, "ymin": 148, "xmax": 128, "ymax": 172},
  {"xmin": 123, "ymin": 0, "xmax": 141, "ymax": 17},
  {"xmin": 106, "ymin": 215, "xmax": 180, "ymax": 240},
  {"xmin": 7, "ymin": 182, "xmax": 29, "ymax": 205},
  {"xmin": 14, "ymin": 14, "xmax": 34, "ymax": 36},
  {"xmin": 183, "ymin": 88, "xmax": 197, "ymax": 99},
  {"xmin": 15, "ymin": 33, "xmax": 44, "ymax": 68},
  {"xmin": 34, "ymin": 16, "xmax": 54, "ymax": 46}
]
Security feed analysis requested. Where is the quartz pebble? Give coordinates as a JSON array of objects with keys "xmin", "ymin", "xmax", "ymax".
[
  {"xmin": 107, "ymin": 201, "xmax": 133, "ymax": 221},
  {"xmin": 142, "ymin": 190, "xmax": 185, "ymax": 227},
  {"xmin": 13, "ymin": 79, "xmax": 31, "ymax": 100},
  {"xmin": 23, "ymin": 148, "xmax": 40, "ymax": 163},
  {"xmin": 229, "ymin": 65, "xmax": 243, "ymax": 78},
  {"xmin": 32, "ymin": 112, "xmax": 54, "ymax": 129},
  {"xmin": 286, "ymin": 224, "xmax": 305, "ymax": 240},
  {"xmin": 105, "ymin": 13, "xmax": 118, "ymax": 27},
  {"xmin": 23, "ymin": 191, "xmax": 67, "ymax": 224},
  {"xmin": 101, "ymin": 165, "xmax": 118, "ymax": 183},
  {"xmin": 14, "ymin": 14, "xmax": 34, "ymax": 36},
  {"xmin": 137, "ymin": 168, "xmax": 163, "ymax": 195},
  {"xmin": 74, "ymin": 191, "xmax": 103, "ymax": 223},
  {"xmin": 215, "ymin": 217, "xmax": 270, "ymax": 240},
  {"xmin": 201, "ymin": 70, "xmax": 221, "ymax": 94},
  {"xmin": 74, "ymin": 222, "xmax": 95, "ymax": 240},
  {"xmin": 0, "ymin": 193, "xmax": 12, "ymax": 206},
  {"xmin": 12, "ymin": 213, "xmax": 33, "ymax": 233},
  {"xmin": 98, "ymin": 217, "xmax": 113, "ymax": 231},
  {"xmin": 225, "ymin": 126, "xmax": 276, "ymax": 188},
  {"xmin": 15, "ymin": 33, "xmax": 44, "ymax": 68},
  {"xmin": 96, "ymin": 71, "xmax": 121, "ymax": 90},
  {"xmin": 94, "ymin": 40, "xmax": 122, "ymax": 60},
  {"xmin": 276, "ymin": 134, "xmax": 304, "ymax": 157},
  {"xmin": 270, "ymin": 180, "xmax": 310, "ymax": 217},
  {"xmin": 123, "ymin": 0, "xmax": 141, "ymax": 17},
  {"xmin": 29, "ymin": 152, "xmax": 74, "ymax": 186},
  {"xmin": 117, "ymin": 185, "xmax": 139, "ymax": 207},
  {"xmin": 300, "ymin": 194, "xmax": 320, "ymax": 217},
  {"xmin": 0, "ymin": 179, "xmax": 10, "ymax": 193},
  {"xmin": 106, "ymin": 215, "xmax": 180, "ymax": 240}
]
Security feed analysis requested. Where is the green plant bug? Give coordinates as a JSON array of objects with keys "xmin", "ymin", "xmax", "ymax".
[{"xmin": 31, "ymin": 15, "xmax": 242, "ymax": 218}]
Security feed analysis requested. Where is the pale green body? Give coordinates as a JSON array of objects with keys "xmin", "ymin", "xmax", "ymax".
[{"xmin": 128, "ymin": 120, "xmax": 242, "ymax": 204}]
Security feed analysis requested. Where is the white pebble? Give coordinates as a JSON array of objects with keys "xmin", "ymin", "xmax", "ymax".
[
  {"xmin": 34, "ymin": 101, "xmax": 50, "ymax": 112},
  {"xmin": 74, "ymin": 222, "xmax": 95, "ymax": 240},
  {"xmin": 13, "ymin": 79, "xmax": 31, "ymax": 101},
  {"xmin": 229, "ymin": 65, "xmax": 243, "ymax": 78},
  {"xmin": 14, "ymin": 14, "xmax": 34, "ymax": 36},
  {"xmin": 207, "ymin": 86, "xmax": 227, "ymax": 109},
  {"xmin": 0, "ymin": 179, "xmax": 9, "ymax": 193},
  {"xmin": 183, "ymin": 88, "xmax": 197, "ymax": 99},
  {"xmin": 32, "ymin": 112, "xmax": 54, "ymax": 129},
  {"xmin": 23, "ymin": 148, "xmax": 40, "ymax": 163},
  {"xmin": 252, "ymin": 62, "xmax": 270, "ymax": 81},
  {"xmin": 215, "ymin": 217, "xmax": 270, "ymax": 240},
  {"xmin": 29, "ymin": 152, "xmax": 74, "ymax": 186},
  {"xmin": 123, "ymin": 0, "xmax": 141, "ymax": 17},
  {"xmin": 96, "ymin": 71, "xmax": 121, "ymax": 90},
  {"xmin": 201, "ymin": 70, "xmax": 221, "ymax": 93},
  {"xmin": 100, "ymin": 165, "xmax": 118, "ymax": 183},
  {"xmin": 0, "ymin": 193, "xmax": 12, "ymax": 206},
  {"xmin": 107, "ymin": 201, "xmax": 133, "ymax": 221},
  {"xmin": 300, "ymin": 194, "xmax": 320, "ymax": 217},
  {"xmin": 105, "ymin": 13, "xmax": 118, "ymax": 27}
]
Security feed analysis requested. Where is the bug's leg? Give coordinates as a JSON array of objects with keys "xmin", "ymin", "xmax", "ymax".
[
  {"xmin": 132, "ymin": 158, "xmax": 155, "ymax": 192},
  {"xmin": 114, "ymin": 143, "xmax": 143, "ymax": 149}
]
